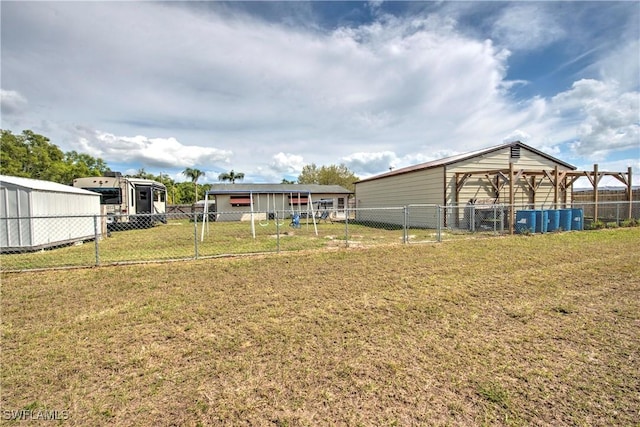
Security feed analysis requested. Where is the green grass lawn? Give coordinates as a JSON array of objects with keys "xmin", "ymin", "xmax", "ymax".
[{"xmin": 2, "ymin": 228, "xmax": 639, "ymax": 426}]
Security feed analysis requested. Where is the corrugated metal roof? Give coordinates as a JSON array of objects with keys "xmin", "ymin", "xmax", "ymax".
[
  {"xmin": 0, "ymin": 175, "xmax": 100, "ymax": 196},
  {"xmin": 355, "ymin": 141, "xmax": 577, "ymax": 184},
  {"xmin": 206, "ymin": 183, "xmax": 352, "ymax": 195}
]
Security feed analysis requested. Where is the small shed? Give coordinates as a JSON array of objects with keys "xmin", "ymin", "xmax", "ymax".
[{"xmin": 0, "ymin": 175, "xmax": 101, "ymax": 252}]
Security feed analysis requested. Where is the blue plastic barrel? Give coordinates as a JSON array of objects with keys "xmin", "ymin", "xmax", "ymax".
[
  {"xmin": 546, "ymin": 210, "xmax": 560, "ymax": 232},
  {"xmin": 515, "ymin": 210, "xmax": 536, "ymax": 234},
  {"xmin": 558, "ymin": 209, "xmax": 572, "ymax": 231},
  {"xmin": 571, "ymin": 208, "xmax": 584, "ymax": 231},
  {"xmin": 535, "ymin": 210, "xmax": 548, "ymax": 233}
]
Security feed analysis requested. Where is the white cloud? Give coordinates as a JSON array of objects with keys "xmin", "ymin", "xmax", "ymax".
[
  {"xmin": 1, "ymin": 2, "xmax": 526, "ymax": 157},
  {"xmin": 581, "ymin": 26, "xmax": 640, "ymax": 94},
  {"xmin": 71, "ymin": 127, "xmax": 232, "ymax": 169},
  {"xmin": 490, "ymin": 3, "xmax": 565, "ymax": 51},
  {"xmin": 270, "ymin": 152, "xmax": 305, "ymax": 174},
  {"xmin": 0, "ymin": 89, "xmax": 28, "ymax": 116},
  {"xmin": 1, "ymin": 2, "xmax": 637, "ymax": 181},
  {"xmin": 552, "ymin": 79, "xmax": 640, "ymax": 160},
  {"xmin": 342, "ymin": 151, "xmax": 398, "ymax": 175},
  {"xmin": 503, "ymin": 130, "xmax": 531, "ymax": 144},
  {"xmin": 342, "ymin": 149, "xmax": 463, "ymax": 178},
  {"xmin": 401, "ymin": 151, "xmax": 445, "ymax": 167}
]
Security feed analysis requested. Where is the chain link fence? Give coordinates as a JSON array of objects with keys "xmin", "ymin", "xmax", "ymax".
[{"xmin": 2, "ymin": 201, "xmax": 638, "ymax": 271}]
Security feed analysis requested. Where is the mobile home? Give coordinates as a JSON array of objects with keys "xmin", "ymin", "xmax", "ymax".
[
  {"xmin": 73, "ymin": 172, "xmax": 167, "ymax": 227},
  {"xmin": 205, "ymin": 184, "xmax": 352, "ymax": 222}
]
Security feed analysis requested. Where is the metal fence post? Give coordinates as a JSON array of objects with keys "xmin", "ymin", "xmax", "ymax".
[
  {"xmin": 470, "ymin": 205, "xmax": 475, "ymax": 232},
  {"xmin": 437, "ymin": 206, "xmax": 442, "ymax": 242},
  {"xmin": 276, "ymin": 211, "xmax": 280, "ymax": 253},
  {"xmin": 193, "ymin": 212, "xmax": 199, "ymax": 259},
  {"xmin": 345, "ymin": 207, "xmax": 349, "ymax": 248},
  {"xmin": 493, "ymin": 204, "xmax": 497, "ymax": 234},
  {"xmin": 403, "ymin": 206, "xmax": 408, "ymax": 244},
  {"xmin": 94, "ymin": 215, "xmax": 100, "ymax": 266}
]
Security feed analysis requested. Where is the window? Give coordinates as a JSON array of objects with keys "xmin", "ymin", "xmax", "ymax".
[
  {"xmin": 510, "ymin": 146, "xmax": 521, "ymax": 159},
  {"xmin": 230, "ymin": 194, "xmax": 252, "ymax": 206},
  {"xmin": 154, "ymin": 189, "xmax": 166, "ymax": 202},
  {"xmin": 288, "ymin": 195, "xmax": 309, "ymax": 205},
  {"xmin": 84, "ymin": 188, "xmax": 121, "ymax": 205}
]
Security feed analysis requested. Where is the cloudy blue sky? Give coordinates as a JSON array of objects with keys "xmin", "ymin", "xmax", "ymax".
[{"xmin": 1, "ymin": 1, "xmax": 639, "ymax": 186}]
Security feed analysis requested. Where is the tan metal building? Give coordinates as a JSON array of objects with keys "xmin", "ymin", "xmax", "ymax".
[{"xmin": 354, "ymin": 141, "xmax": 578, "ymax": 229}]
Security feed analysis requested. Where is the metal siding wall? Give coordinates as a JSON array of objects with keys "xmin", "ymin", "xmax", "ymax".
[
  {"xmin": 28, "ymin": 191, "xmax": 100, "ymax": 247},
  {"xmin": 30, "ymin": 191, "xmax": 100, "ymax": 215},
  {"xmin": 355, "ymin": 168, "xmax": 444, "ymax": 208},
  {"xmin": 512, "ymin": 150, "xmax": 573, "ymax": 207},
  {"xmin": 0, "ymin": 187, "xmax": 12, "ymax": 246},
  {"xmin": 214, "ymin": 195, "xmax": 241, "ymax": 221},
  {"xmin": 445, "ymin": 147, "xmax": 574, "ymax": 208},
  {"xmin": 0, "ymin": 185, "xmax": 33, "ymax": 247},
  {"xmin": 445, "ymin": 149, "xmax": 509, "ymax": 206}
]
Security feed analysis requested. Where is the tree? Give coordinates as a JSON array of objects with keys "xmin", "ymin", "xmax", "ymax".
[
  {"xmin": 281, "ymin": 178, "xmax": 296, "ymax": 184},
  {"xmin": 1, "ymin": 129, "xmax": 110, "ymax": 184},
  {"xmin": 13, "ymin": 130, "xmax": 64, "ymax": 181},
  {"xmin": 63, "ymin": 150, "xmax": 109, "ymax": 183},
  {"xmin": 173, "ymin": 181, "xmax": 195, "ymax": 204},
  {"xmin": 218, "ymin": 169, "xmax": 245, "ymax": 184},
  {"xmin": 297, "ymin": 164, "xmax": 319, "ymax": 185},
  {"xmin": 129, "ymin": 168, "xmax": 157, "ymax": 180},
  {"xmin": 0, "ymin": 130, "xmax": 29, "ymax": 177},
  {"xmin": 297, "ymin": 163, "xmax": 358, "ymax": 192},
  {"xmin": 182, "ymin": 167, "xmax": 205, "ymax": 203}
]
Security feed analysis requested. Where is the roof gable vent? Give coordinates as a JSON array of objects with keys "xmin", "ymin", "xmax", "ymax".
[{"xmin": 510, "ymin": 145, "xmax": 521, "ymax": 159}]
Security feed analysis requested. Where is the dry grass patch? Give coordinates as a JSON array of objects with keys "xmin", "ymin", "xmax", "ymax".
[
  {"xmin": 1, "ymin": 219, "xmax": 410, "ymax": 271},
  {"xmin": 2, "ymin": 228, "xmax": 639, "ymax": 426}
]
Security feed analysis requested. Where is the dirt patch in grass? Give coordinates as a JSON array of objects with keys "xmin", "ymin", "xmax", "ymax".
[{"xmin": 2, "ymin": 228, "xmax": 639, "ymax": 426}]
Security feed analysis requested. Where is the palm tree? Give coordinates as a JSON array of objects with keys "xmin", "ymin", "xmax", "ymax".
[
  {"xmin": 182, "ymin": 167, "xmax": 205, "ymax": 202},
  {"xmin": 218, "ymin": 170, "xmax": 245, "ymax": 184}
]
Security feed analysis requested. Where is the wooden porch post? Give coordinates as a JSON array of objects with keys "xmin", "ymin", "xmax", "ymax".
[
  {"xmin": 554, "ymin": 165, "xmax": 559, "ymax": 209},
  {"xmin": 509, "ymin": 162, "xmax": 515, "ymax": 235},
  {"xmin": 530, "ymin": 176, "xmax": 536, "ymax": 208},
  {"xmin": 628, "ymin": 167, "xmax": 633, "ymax": 219},
  {"xmin": 454, "ymin": 173, "xmax": 460, "ymax": 206}
]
